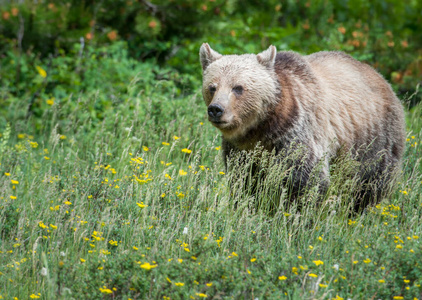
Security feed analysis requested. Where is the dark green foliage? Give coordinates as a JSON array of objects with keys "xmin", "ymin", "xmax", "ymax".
[
  {"xmin": 1, "ymin": 0, "xmax": 421, "ymax": 102},
  {"xmin": 0, "ymin": 203, "xmax": 20, "ymax": 237}
]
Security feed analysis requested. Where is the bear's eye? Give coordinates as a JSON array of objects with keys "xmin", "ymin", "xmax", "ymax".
[
  {"xmin": 209, "ymin": 86, "xmax": 216, "ymax": 95},
  {"xmin": 232, "ymin": 85, "xmax": 243, "ymax": 95}
]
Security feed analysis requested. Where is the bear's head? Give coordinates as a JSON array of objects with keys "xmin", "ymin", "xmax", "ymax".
[{"xmin": 200, "ymin": 43, "xmax": 280, "ymax": 141}]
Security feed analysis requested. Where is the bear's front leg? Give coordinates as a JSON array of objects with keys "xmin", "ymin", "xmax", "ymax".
[{"xmin": 275, "ymin": 143, "xmax": 330, "ymax": 201}]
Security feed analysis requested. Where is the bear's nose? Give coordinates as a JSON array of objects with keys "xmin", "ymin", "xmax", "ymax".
[{"xmin": 208, "ymin": 104, "xmax": 224, "ymax": 120}]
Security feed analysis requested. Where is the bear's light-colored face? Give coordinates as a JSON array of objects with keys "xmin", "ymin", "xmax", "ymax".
[{"xmin": 200, "ymin": 44, "xmax": 280, "ymax": 141}]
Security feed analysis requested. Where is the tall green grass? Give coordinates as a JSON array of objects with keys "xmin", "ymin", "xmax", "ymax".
[{"xmin": 0, "ymin": 79, "xmax": 421, "ymax": 299}]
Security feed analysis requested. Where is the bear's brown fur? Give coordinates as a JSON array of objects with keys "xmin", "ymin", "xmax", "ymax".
[{"xmin": 200, "ymin": 43, "xmax": 406, "ymax": 207}]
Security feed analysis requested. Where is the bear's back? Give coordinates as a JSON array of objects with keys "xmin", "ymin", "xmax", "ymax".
[
  {"xmin": 300, "ymin": 51, "xmax": 404, "ymax": 157},
  {"xmin": 271, "ymin": 50, "xmax": 404, "ymax": 162}
]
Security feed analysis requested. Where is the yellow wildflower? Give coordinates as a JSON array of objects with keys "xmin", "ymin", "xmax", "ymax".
[
  {"xmin": 99, "ymin": 287, "xmax": 113, "ymax": 294},
  {"xmin": 140, "ymin": 262, "xmax": 157, "ymax": 270},
  {"xmin": 181, "ymin": 148, "xmax": 192, "ymax": 154},
  {"xmin": 38, "ymin": 222, "xmax": 47, "ymax": 229},
  {"xmin": 136, "ymin": 202, "xmax": 148, "ymax": 208},
  {"xmin": 36, "ymin": 66, "xmax": 47, "ymax": 78},
  {"xmin": 278, "ymin": 276, "xmax": 287, "ymax": 280},
  {"xmin": 175, "ymin": 282, "xmax": 184, "ymax": 287},
  {"xmin": 308, "ymin": 273, "xmax": 318, "ymax": 278},
  {"xmin": 313, "ymin": 260, "xmax": 324, "ymax": 266}
]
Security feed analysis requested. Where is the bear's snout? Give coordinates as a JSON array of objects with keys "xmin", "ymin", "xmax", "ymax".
[{"xmin": 208, "ymin": 104, "xmax": 225, "ymax": 122}]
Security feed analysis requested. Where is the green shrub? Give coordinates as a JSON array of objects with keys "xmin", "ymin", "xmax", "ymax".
[{"xmin": 1, "ymin": 1, "xmax": 421, "ymax": 102}]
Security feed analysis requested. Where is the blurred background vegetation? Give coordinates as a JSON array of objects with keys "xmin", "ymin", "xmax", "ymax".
[{"xmin": 0, "ymin": 0, "xmax": 421, "ymax": 133}]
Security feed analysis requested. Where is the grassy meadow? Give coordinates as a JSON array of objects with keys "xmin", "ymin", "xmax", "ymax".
[{"xmin": 0, "ymin": 43, "xmax": 422, "ymax": 300}]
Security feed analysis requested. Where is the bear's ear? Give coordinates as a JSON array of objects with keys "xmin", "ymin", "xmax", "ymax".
[
  {"xmin": 200, "ymin": 43, "xmax": 222, "ymax": 71},
  {"xmin": 257, "ymin": 45, "xmax": 277, "ymax": 69}
]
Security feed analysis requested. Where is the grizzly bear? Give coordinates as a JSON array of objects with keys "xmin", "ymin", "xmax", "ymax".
[{"xmin": 199, "ymin": 43, "xmax": 406, "ymax": 208}]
